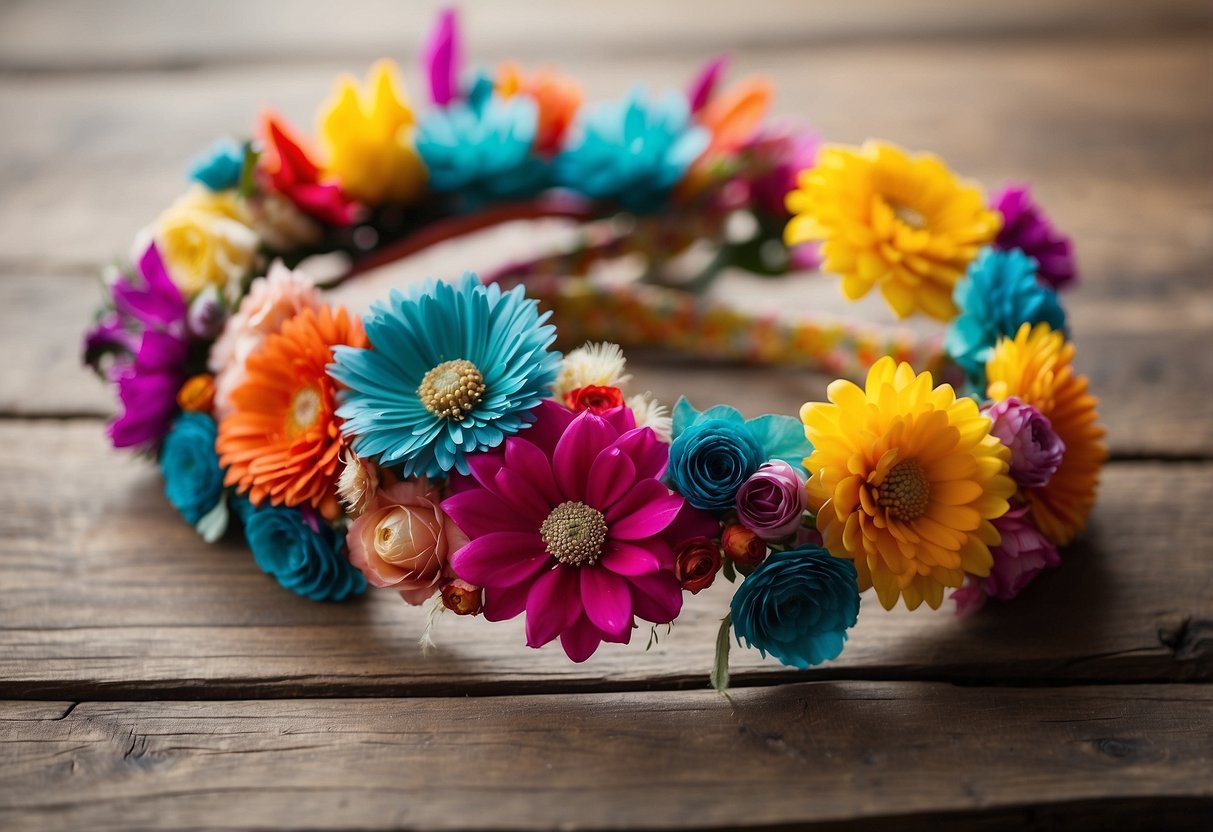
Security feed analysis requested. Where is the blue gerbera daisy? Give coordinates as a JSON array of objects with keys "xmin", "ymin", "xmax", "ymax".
[
  {"xmin": 415, "ymin": 73, "xmax": 549, "ymax": 204},
  {"xmin": 554, "ymin": 87, "xmax": 709, "ymax": 212},
  {"xmin": 945, "ymin": 247, "xmax": 1067, "ymax": 390},
  {"xmin": 328, "ymin": 274, "xmax": 561, "ymax": 477}
]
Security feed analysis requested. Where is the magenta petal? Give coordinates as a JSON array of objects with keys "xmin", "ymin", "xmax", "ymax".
[
  {"xmin": 585, "ymin": 446, "xmax": 635, "ymax": 511},
  {"xmin": 605, "ymin": 480, "xmax": 684, "ymax": 540},
  {"xmin": 524, "ymin": 565, "xmax": 583, "ymax": 648},
  {"xmin": 494, "ymin": 466, "xmax": 554, "ymax": 523},
  {"xmin": 629, "ymin": 570, "xmax": 683, "ymax": 624},
  {"xmin": 449, "ymin": 532, "xmax": 550, "ymax": 587},
  {"xmin": 600, "ymin": 405, "xmax": 637, "ymax": 435},
  {"xmin": 423, "ymin": 8, "xmax": 461, "ymax": 106},
  {"xmin": 599, "ymin": 539, "xmax": 667, "ymax": 576},
  {"xmin": 559, "ymin": 614, "xmax": 604, "ymax": 663},
  {"xmin": 442, "ymin": 489, "xmax": 536, "ymax": 537},
  {"xmin": 662, "ymin": 502, "xmax": 721, "ymax": 547},
  {"xmin": 466, "ymin": 451, "xmax": 507, "ymax": 494},
  {"xmin": 504, "ymin": 437, "xmax": 561, "ymax": 507},
  {"xmin": 613, "ymin": 427, "xmax": 668, "ymax": 481},
  {"xmin": 518, "ymin": 400, "xmax": 575, "ymax": 457},
  {"xmin": 483, "ymin": 582, "xmax": 530, "ymax": 622},
  {"xmin": 688, "ymin": 54, "xmax": 728, "ymax": 113},
  {"xmin": 553, "ymin": 412, "xmax": 618, "ymax": 501},
  {"xmin": 580, "ymin": 567, "xmax": 633, "ymax": 638}
]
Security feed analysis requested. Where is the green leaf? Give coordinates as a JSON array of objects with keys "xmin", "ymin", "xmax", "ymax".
[
  {"xmin": 722, "ymin": 557, "xmax": 737, "ymax": 583},
  {"xmin": 710, "ymin": 613, "xmax": 732, "ymax": 692},
  {"xmin": 237, "ymin": 141, "xmax": 262, "ymax": 199},
  {"xmin": 195, "ymin": 499, "xmax": 230, "ymax": 544}
]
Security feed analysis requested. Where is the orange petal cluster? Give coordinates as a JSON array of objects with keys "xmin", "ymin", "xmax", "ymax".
[
  {"xmin": 985, "ymin": 323, "xmax": 1107, "ymax": 545},
  {"xmin": 217, "ymin": 306, "xmax": 367, "ymax": 509}
]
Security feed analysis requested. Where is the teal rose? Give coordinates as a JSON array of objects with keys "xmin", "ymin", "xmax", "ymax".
[
  {"xmin": 160, "ymin": 412, "xmax": 224, "ymax": 525},
  {"xmin": 244, "ymin": 504, "xmax": 366, "ymax": 602},
  {"xmin": 730, "ymin": 546, "xmax": 860, "ymax": 668}
]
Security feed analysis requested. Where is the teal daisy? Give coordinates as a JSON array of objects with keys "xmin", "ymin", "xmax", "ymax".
[
  {"xmin": 328, "ymin": 274, "xmax": 561, "ymax": 477},
  {"xmin": 945, "ymin": 247, "xmax": 1066, "ymax": 390}
]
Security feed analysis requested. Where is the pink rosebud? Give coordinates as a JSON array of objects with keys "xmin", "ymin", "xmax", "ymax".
[
  {"xmin": 951, "ymin": 505, "xmax": 1059, "ymax": 615},
  {"xmin": 983, "ymin": 397, "xmax": 1065, "ymax": 488},
  {"xmin": 735, "ymin": 460, "xmax": 807, "ymax": 540},
  {"xmin": 722, "ymin": 523, "xmax": 767, "ymax": 566},
  {"xmin": 346, "ymin": 479, "xmax": 469, "ymax": 605}
]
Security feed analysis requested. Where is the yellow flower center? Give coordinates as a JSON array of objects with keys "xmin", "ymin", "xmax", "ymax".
[
  {"xmin": 287, "ymin": 387, "xmax": 323, "ymax": 436},
  {"xmin": 417, "ymin": 359, "xmax": 486, "ymax": 420},
  {"xmin": 889, "ymin": 200, "xmax": 928, "ymax": 231},
  {"xmin": 877, "ymin": 459, "xmax": 930, "ymax": 521},
  {"xmin": 541, "ymin": 501, "xmax": 607, "ymax": 566}
]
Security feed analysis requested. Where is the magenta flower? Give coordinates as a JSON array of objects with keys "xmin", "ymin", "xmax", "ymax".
[
  {"xmin": 992, "ymin": 184, "xmax": 1076, "ymax": 291},
  {"xmin": 83, "ymin": 243, "xmax": 190, "ymax": 449},
  {"xmin": 951, "ymin": 505, "xmax": 1060, "ymax": 616},
  {"xmin": 443, "ymin": 401, "xmax": 691, "ymax": 661},
  {"xmin": 983, "ymin": 397, "xmax": 1065, "ymax": 489},
  {"xmin": 687, "ymin": 55, "xmax": 728, "ymax": 114}
]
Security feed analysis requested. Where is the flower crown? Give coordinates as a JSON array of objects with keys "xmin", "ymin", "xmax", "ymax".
[{"xmin": 83, "ymin": 9, "xmax": 1105, "ymax": 687}]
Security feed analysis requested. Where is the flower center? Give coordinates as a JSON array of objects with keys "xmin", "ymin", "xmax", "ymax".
[
  {"xmin": 878, "ymin": 459, "xmax": 930, "ymax": 522},
  {"xmin": 287, "ymin": 387, "xmax": 322, "ymax": 436},
  {"xmin": 417, "ymin": 359, "xmax": 486, "ymax": 420},
  {"xmin": 540, "ymin": 501, "xmax": 608, "ymax": 566},
  {"xmin": 889, "ymin": 200, "xmax": 927, "ymax": 231}
]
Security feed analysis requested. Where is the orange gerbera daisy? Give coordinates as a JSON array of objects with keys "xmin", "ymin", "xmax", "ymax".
[
  {"xmin": 217, "ymin": 305, "xmax": 368, "ymax": 510},
  {"xmin": 801, "ymin": 356, "xmax": 1015, "ymax": 610},
  {"xmin": 985, "ymin": 323, "xmax": 1107, "ymax": 545}
]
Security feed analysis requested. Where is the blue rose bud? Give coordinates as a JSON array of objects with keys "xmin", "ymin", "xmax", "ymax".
[
  {"xmin": 667, "ymin": 418, "xmax": 765, "ymax": 511},
  {"xmin": 160, "ymin": 413, "xmax": 224, "ymax": 525},
  {"xmin": 243, "ymin": 504, "xmax": 366, "ymax": 602},
  {"xmin": 730, "ymin": 546, "xmax": 860, "ymax": 669}
]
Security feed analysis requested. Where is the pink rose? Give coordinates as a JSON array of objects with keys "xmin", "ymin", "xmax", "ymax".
[
  {"xmin": 735, "ymin": 460, "xmax": 807, "ymax": 540},
  {"xmin": 346, "ymin": 479, "xmax": 469, "ymax": 605},
  {"xmin": 983, "ymin": 397, "xmax": 1065, "ymax": 489},
  {"xmin": 951, "ymin": 505, "xmax": 1060, "ymax": 616}
]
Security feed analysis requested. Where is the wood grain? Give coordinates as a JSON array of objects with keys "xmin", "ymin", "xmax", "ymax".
[
  {"xmin": 1, "ymin": 419, "xmax": 1208, "ymax": 698},
  {"xmin": 1, "ymin": 684, "xmax": 1211, "ymax": 831}
]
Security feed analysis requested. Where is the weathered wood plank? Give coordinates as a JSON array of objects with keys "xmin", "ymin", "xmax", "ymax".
[
  {"xmin": 1, "ymin": 418, "xmax": 1208, "ymax": 698},
  {"xmin": 0, "ymin": 36, "xmax": 1208, "ymax": 272},
  {"xmin": 1, "ymin": 0, "xmax": 1208, "ymax": 72},
  {"xmin": 1, "ymin": 685, "xmax": 1210, "ymax": 831}
]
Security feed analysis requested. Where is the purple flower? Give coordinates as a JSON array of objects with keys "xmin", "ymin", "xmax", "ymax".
[
  {"xmin": 952, "ymin": 506, "xmax": 1059, "ymax": 616},
  {"xmin": 735, "ymin": 460, "xmax": 807, "ymax": 540},
  {"xmin": 992, "ymin": 184, "xmax": 1076, "ymax": 291},
  {"xmin": 687, "ymin": 55, "xmax": 728, "ymax": 114},
  {"xmin": 983, "ymin": 397, "xmax": 1065, "ymax": 489},
  {"xmin": 84, "ymin": 244, "xmax": 190, "ymax": 449}
]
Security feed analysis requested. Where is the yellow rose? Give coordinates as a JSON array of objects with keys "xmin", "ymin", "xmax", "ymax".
[
  {"xmin": 317, "ymin": 60, "xmax": 427, "ymax": 205},
  {"xmin": 154, "ymin": 186, "xmax": 259, "ymax": 299}
]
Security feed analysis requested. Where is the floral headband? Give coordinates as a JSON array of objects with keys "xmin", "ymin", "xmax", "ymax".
[{"xmin": 83, "ymin": 9, "xmax": 1105, "ymax": 688}]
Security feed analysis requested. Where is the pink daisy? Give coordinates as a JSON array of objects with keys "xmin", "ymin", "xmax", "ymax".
[{"xmin": 443, "ymin": 400, "xmax": 701, "ymax": 661}]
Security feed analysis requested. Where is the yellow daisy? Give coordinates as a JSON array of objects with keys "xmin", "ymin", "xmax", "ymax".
[
  {"xmin": 785, "ymin": 141, "xmax": 1001, "ymax": 321},
  {"xmin": 801, "ymin": 356, "xmax": 1015, "ymax": 610},
  {"xmin": 986, "ymin": 323, "xmax": 1107, "ymax": 545},
  {"xmin": 317, "ymin": 60, "xmax": 427, "ymax": 205}
]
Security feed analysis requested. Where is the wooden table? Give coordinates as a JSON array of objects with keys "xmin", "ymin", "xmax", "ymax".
[{"xmin": 1, "ymin": 1, "xmax": 1211, "ymax": 829}]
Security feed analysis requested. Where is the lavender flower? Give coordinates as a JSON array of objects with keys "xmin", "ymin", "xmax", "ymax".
[{"xmin": 983, "ymin": 397, "xmax": 1065, "ymax": 489}]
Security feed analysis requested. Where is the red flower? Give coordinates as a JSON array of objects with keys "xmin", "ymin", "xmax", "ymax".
[
  {"xmin": 675, "ymin": 537, "xmax": 721, "ymax": 594},
  {"xmin": 259, "ymin": 111, "xmax": 361, "ymax": 226},
  {"xmin": 564, "ymin": 385, "xmax": 625, "ymax": 414},
  {"xmin": 441, "ymin": 578, "xmax": 483, "ymax": 616},
  {"xmin": 722, "ymin": 523, "xmax": 767, "ymax": 566}
]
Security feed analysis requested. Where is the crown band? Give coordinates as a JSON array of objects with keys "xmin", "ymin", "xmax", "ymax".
[{"xmin": 82, "ymin": 9, "xmax": 1105, "ymax": 685}]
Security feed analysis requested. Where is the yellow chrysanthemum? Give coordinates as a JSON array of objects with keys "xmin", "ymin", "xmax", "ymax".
[
  {"xmin": 317, "ymin": 60, "xmax": 427, "ymax": 205},
  {"xmin": 154, "ymin": 185, "xmax": 258, "ymax": 299},
  {"xmin": 785, "ymin": 141, "xmax": 1001, "ymax": 321},
  {"xmin": 801, "ymin": 356, "xmax": 1015, "ymax": 610},
  {"xmin": 986, "ymin": 323, "xmax": 1107, "ymax": 545}
]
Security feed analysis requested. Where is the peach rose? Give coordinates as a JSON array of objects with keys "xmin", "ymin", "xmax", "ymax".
[{"xmin": 346, "ymin": 479, "xmax": 468, "ymax": 605}]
